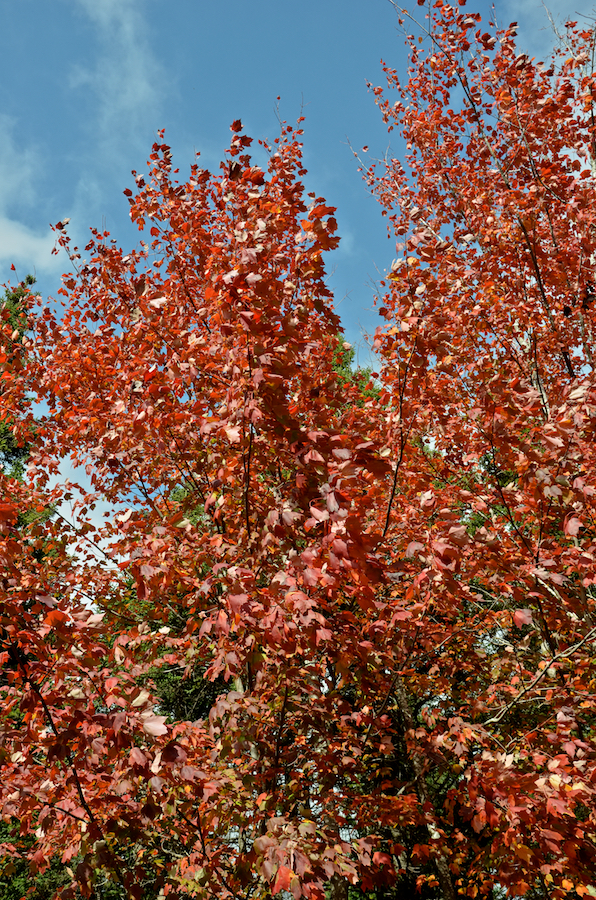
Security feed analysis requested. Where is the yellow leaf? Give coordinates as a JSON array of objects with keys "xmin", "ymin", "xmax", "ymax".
[{"xmin": 515, "ymin": 845, "xmax": 533, "ymax": 864}]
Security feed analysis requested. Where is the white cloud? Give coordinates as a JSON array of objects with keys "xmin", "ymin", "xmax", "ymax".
[
  {"xmin": 502, "ymin": 0, "xmax": 596, "ymax": 60},
  {"xmin": 0, "ymin": 217, "xmax": 55, "ymax": 274},
  {"xmin": 0, "ymin": 115, "xmax": 58, "ymax": 276},
  {"xmin": 0, "ymin": 116, "xmax": 38, "ymax": 211},
  {"xmin": 68, "ymin": 0, "xmax": 166, "ymax": 160},
  {"xmin": 55, "ymin": 0, "xmax": 169, "ymax": 262}
]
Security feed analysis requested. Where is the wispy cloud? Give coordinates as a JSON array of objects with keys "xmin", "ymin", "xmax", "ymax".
[
  {"xmin": 503, "ymin": 0, "xmax": 595, "ymax": 59},
  {"xmin": 50, "ymin": 0, "xmax": 170, "ymax": 266},
  {"xmin": 0, "ymin": 0, "xmax": 167, "ymax": 285},
  {"xmin": 0, "ymin": 115, "xmax": 56, "ymax": 276},
  {"xmin": 68, "ymin": 0, "xmax": 166, "ymax": 163},
  {"xmin": 0, "ymin": 218, "xmax": 55, "ymax": 277}
]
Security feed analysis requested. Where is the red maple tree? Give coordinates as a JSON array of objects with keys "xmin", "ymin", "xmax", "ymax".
[{"xmin": 1, "ymin": 4, "xmax": 596, "ymax": 899}]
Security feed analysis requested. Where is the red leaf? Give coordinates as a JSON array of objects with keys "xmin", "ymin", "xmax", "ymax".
[
  {"xmin": 130, "ymin": 747, "xmax": 147, "ymax": 767},
  {"xmin": 273, "ymin": 866, "xmax": 292, "ymax": 894},
  {"xmin": 254, "ymin": 836, "xmax": 277, "ymax": 854},
  {"xmin": 228, "ymin": 593, "xmax": 248, "ymax": 613},
  {"xmin": 45, "ymin": 610, "xmax": 69, "ymax": 628},
  {"xmin": 142, "ymin": 715, "xmax": 168, "ymax": 737},
  {"xmin": 513, "ymin": 609, "xmax": 533, "ymax": 628},
  {"xmin": 564, "ymin": 516, "xmax": 582, "ymax": 536},
  {"xmin": 11, "ymin": 24, "xmax": 596, "ymax": 895}
]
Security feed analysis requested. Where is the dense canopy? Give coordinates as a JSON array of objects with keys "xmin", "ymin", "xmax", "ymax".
[{"xmin": 1, "ymin": 5, "xmax": 596, "ymax": 899}]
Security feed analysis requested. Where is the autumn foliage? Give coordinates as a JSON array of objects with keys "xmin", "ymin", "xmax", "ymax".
[{"xmin": 2, "ymin": 3, "xmax": 596, "ymax": 898}]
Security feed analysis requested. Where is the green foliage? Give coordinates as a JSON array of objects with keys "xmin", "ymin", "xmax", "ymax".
[
  {"xmin": 170, "ymin": 484, "xmax": 207, "ymax": 527},
  {"xmin": 331, "ymin": 338, "xmax": 379, "ymax": 404},
  {"xmin": 0, "ymin": 822, "xmax": 72, "ymax": 900},
  {"xmin": 1, "ymin": 275, "xmax": 34, "ymax": 336},
  {"xmin": 149, "ymin": 662, "xmax": 226, "ymax": 723},
  {"xmin": 0, "ymin": 277, "xmax": 34, "ymax": 480}
]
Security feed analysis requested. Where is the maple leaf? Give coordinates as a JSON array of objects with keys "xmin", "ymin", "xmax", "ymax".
[
  {"xmin": 513, "ymin": 609, "xmax": 534, "ymax": 628},
  {"xmin": 272, "ymin": 865, "xmax": 292, "ymax": 895},
  {"xmin": 141, "ymin": 714, "xmax": 168, "ymax": 737}
]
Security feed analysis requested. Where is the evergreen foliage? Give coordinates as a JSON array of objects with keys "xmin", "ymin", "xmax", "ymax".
[{"xmin": 0, "ymin": 277, "xmax": 34, "ymax": 479}]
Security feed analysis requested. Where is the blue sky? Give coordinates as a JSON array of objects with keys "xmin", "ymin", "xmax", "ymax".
[{"xmin": 0, "ymin": 0, "xmax": 575, "ymax": 362}]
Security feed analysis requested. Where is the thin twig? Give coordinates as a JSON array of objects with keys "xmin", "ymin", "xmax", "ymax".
[{"xmin": 484, "ymin": 626, "xmax": 596, "ymax": 725}]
